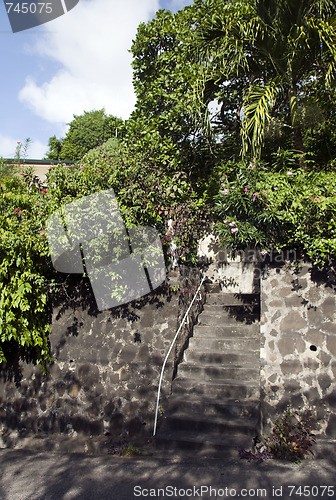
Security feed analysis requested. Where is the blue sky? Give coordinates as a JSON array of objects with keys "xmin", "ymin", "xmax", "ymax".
[{"xmin": 0, "ymin": 0, "xmax": 193, "ymax": 159}]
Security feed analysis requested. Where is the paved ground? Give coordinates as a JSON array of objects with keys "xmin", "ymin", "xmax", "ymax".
[{"xmin": 0, "ymin": 448, "xmax": 335, "ymax": 500}]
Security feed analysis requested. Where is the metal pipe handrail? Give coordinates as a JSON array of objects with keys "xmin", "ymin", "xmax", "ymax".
[{"xmin": 153, "ymin": 274, "xmax": 205, "ymax": 436}]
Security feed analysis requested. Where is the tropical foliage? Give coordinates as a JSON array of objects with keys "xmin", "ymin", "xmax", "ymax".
[
  {"xmin": 1, "ymin": 0, "xmax": 336, "ymax": 367},
  {"xmin": 194, "ymin": 0, "xmax": 336, "ymax": 159},
  {"xmin": 45, "ymin": 110, "xmax": 125, "ymax": 162},
  {"xmin": 214, "ymin": 155, "xmax": 336, "ymax": 263}
]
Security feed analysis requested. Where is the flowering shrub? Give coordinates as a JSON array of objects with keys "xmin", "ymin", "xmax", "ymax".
[
  {"xmin": 0, "ymin": 171, "xmax": 53, "ymax": 370},
  {"xmin": 0, "ymin": 139, "xmax": 206, "ymax": 368},
  {"xmin": 214, "ymin": 157, "xmax": 336, "ymax": 264},
  {"xmin": 239, "ymin": 409, "xmax": 316, "ymax": 464}
]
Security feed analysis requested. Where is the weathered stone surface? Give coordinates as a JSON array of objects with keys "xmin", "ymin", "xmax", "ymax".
[
  {"xmin": 304, "ymin": 387, "xmax": 320, "ymax": 405},
  {"xmin": 280, "ymin": 311, "xmax": 306, "ymax": 332},
  {"xmin": 278, "ymin": 287, "xmax": 293, "ymax": 298},
  {"xmin": 318, "ymin": 373, "xmax": 332, "ymax": 391},
  {"xmin": 321, "ymin": 297, "xmax": 336, "ymax": 320},
  {"xmin": 307, "ymin": 307, "xmax": 324, "ymax": 326},
  {"xmin": 272, "ymin": 310, "xmax": 281, "ymax": 322},
  {"xmin": 284, "ymin": 295, "xmax": 305, "ymax": 308},
  {"xmin": 68, "ymin": 383, "xmax": 80, "ymax": 399},
  {"xmin": 306, "ymin": 329, "xmax": 324, "ymax": 347},
  {"xmin": 269, "ymin": 300, "xmax": 283, "ymax": 308},
  {"xmin": 261, "ymin": 261, "xmax": 336, "ymax": 441},
  {"xmin": 0, "ymin": 268, "xmax": 205, "ymax": 445},
  {"xmin": 327, "ymin": 334, "xmax": 336, "ymax": 355},
  {"xmin": 280, "ymin": 360, "xmax": 302, "ymax": 375},
  {"xmin": 326, "ymin": 414, "xmax": 336, "ymax": 438}
]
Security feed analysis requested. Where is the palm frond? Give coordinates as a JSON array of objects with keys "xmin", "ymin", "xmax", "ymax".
[{"xmin": 241, "ymin": 81, "xmax": 280, "ymax": 158}]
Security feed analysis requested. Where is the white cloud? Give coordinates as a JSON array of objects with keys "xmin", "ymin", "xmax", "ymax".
[
  {"xmin": 0, "ymin": 134, "xmax": 18, "ymax": 158},
  {"xmin": 0, "ymin": 134, "xmax": 48, "ymax": 159},
  {"xmin": 28, "ymin": 139, "xmax": 49, "ymax": 159},
  {"xmin": 19, "ymin": 0, "xmax": 159, "ymax": 125}
]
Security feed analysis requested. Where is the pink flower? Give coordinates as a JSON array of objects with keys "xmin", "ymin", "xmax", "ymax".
[
  {"xmin": 287, "ymin": 171, "xmax": 293, "ymax": 175},
  {"xmin": 231, "ymin": 227, "xmax": 238, "ymax": 234},
  {"xmin": 229, "ymin": 221, "xmax": 236, "ymax": 226},
  {"xmin": 14, "ymin": 208, "xmax": 20, "ymax": 213},
  {"xmin": 253, "ymin": 193, "xmax": 258, "ymax": 199},
  {"xmin": 222, "ymin": 189, "xmax": 229, "ymax": 195},
  {"xmin": 264, "ymin": 190, "xmax": 267, "ymax": 194},
  {"xmin": 261, "ymin": 250, "xmax": 267, "ymax": 255},
  {"xmin": 41, "ymin": 188, "xmax": 47, "ymax": 194},
  {"xmin": 244, "ymin": 187, "xmax": 248, "ymax": 193},
  {"xmin": 223, "ymin": 220, "xmax": 228, "ymax": 224},
  {"xmin": 40, "ymin": 232, "xmax": 45, "ymax": 236}
]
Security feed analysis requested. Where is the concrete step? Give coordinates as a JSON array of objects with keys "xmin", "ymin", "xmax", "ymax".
[
  {"xmin": 197, "ymin": 312, "xmax": 259, "ymax": 327},
  {"xmin": 161, "ymin": 413, "xmax": 258, "ymax": 435},
  {"xmin": 188, "ymin": 336, "xmax": 260, "ymax": 351},
  {"xmin": 172, "ymin": 378, "xmax": 260, "ymax": 399},
  {"xmin": 166, "ymin": 397, "xmax": 260, "ymax": 420},
  {"xmin": 154, "ymin": 430, "xmax": 256, "ymax": 457},
  {"xmin": 184, "ymin": 348, "xmax": 259, "ymax": 365},
  {"xmin": 177, "ymin": 363, "xmax": 259, "ymax": 381},
  {"xmin": 205, "ymin": 293, "xmax": 260, "ymax": 306},
  {"xmin": 193, "ymin": 324, "xmax": 259, "ymax": 338}
]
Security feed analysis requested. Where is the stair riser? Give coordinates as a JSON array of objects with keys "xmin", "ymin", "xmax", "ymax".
[
  {"xmin": 184, "ymin": 350, "xmax": 258, "ymax": 365},
  {"xmin": 198, "ymin": 315, "xmax": 259, "ymax": 327},
  {"xmin": 204, "ymin": 305, "xmax": 259, "ymax": 314},
  {"xmin": 199, "ymin": 311, "xmax": 259, "ymax": 326},
  {"xmin": 189, "ymin": 337, "xmax": 260, "ymax": 351},
  {"xmin": 154, "ymin": 437, "xmax": 255, "ymax": 456},
  {"xmin": 162, "ymin": 417, "xmax": 258, "ymax": 435},
  {"xmin": 193, "ymin": 325, "xmax": 259, "ymax": 338},
  {"xmin": 172, "ymin": 380, "xmax": 260, "ymax": 399},
  {"xmin": 167, "ymin": 400, "xmax": 260, "ymax": 420},
  {"xmin": 178, "ymin": 365, "xmax": 259, "ymax": 381},
  {"xmin": 205, "ymin": 293, "xmax": 260, "ymax": 306}
]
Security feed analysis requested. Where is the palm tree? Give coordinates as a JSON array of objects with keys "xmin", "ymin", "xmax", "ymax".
[{"xmin": 195, "ymin": 0, "xmax": 336, "ymax": 160}]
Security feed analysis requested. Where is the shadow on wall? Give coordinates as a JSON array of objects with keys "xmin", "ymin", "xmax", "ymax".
[{"xmin": 0, "ymin": 268, "xmax": 205, "ymax": 449}]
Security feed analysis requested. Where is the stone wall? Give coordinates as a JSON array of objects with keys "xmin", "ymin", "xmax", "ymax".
[
  {"xmin": 0, "ymin": 268, "xmax": 205, "ymax": 452},
  {"xmin": 260, "ymin": 260, "xmax": 336, "ymax": 443}
]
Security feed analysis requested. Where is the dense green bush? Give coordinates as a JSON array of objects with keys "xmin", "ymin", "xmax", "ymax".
[
  {"xmin": 0, "ymin": 138, "xmax": 207, "ymax": 368},
  {"xmin": 0, "ymin": 170, "xmax": 53, "ymax": 369},
  {"xmin": 214, "ymin": 154, "xmax": 336, "ymax": 264}
]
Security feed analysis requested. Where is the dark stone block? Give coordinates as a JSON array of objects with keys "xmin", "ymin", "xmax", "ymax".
[
  {"xmin": 128, "ymin": 417, "xmax": 145, "ymax": 437},
  {"xmin": 56, "ymin": 381, "xmax": 66, "ymax": 396},
  {"xmin": 104, "ymin": 401, "xmax": 115, "ymax": 417},
  {"xmin": 106, "ymin": 413, "xmax": 123, "ymax": 435},
  {"xmin": 120, "ymin": 345, "xmax": 136, "ymax": 364},
  {"xmin": 321, "ymin": 297, "xmax": 335, "ymax": 320},
  {"xmin": 71, "ymin": 416, "xmax": 103, "ymax": 436},
  {"xmin": 318, "ymin": 373, "xmax": 332, "ymax": 391},
  {"xmin": 280, "ymin": 311, "xmax": 306, "ymax": 332},
  {"xmin": 304, "ymin": 387, "xmax": 320, "ymax": 405},
  {"xmin": 280, "ymin": 360, "xmax": 303, "ymax": 376},
  {"xmin": 13, "ymin": 398, "xmax": 30, "ymax": 413},
  {"xmin": 307, "ymin": 307, "xmax": 323, "ymax": 326},
  {"xmin": 326, "ymin": 414, "xmax": 336, "ymax": 438}
]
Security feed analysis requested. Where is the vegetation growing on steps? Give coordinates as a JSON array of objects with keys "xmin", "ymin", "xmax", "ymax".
[{"xmin": 239, "ymin": 408, "xmax": 317, "ymax": 464}]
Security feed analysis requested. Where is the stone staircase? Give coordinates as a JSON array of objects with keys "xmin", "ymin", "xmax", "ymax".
[{"xmin": 155, "ymin": 292, "xmax": 261, "ymax": 457}]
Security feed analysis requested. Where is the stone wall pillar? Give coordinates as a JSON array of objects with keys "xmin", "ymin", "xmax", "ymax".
[{"xmin": 260, "ymin": 261, "xmax": 336, "ymax": 445}]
